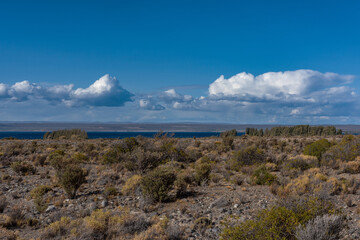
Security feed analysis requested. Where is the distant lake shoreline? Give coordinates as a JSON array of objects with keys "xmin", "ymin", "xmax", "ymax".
[{"xmin": 0, "ymin": 131, "xmax": 246, "ymax": 140}]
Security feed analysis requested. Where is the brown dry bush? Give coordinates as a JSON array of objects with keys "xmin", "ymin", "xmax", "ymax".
[
  {"xmin": 295, "ymin": 214, "xmax": 344, "ymax": 240},
  {"xmin": 10, "ymin": 161, "xmax": 36, "ymax": 175}
]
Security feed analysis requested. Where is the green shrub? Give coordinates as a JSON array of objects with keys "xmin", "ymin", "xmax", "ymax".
[
  {"xmin": 11, "ymin": 161, "xmax": 35, "ymax": 175},
  {"xmin": 58, "ymin": 165, "xmax": 87, "ymax": 199},
  {"xmin": 251, "ymin": 165, "xmax": 276, "ymax": 185},
  {"xmin": 222, "ymin": 206, "xmax": 298, "ymax": 240},
  {"xmin": 303, "ymin": 139, "xmax": 331, "ymax": 160},
  {"xmin": 194, "ymin": 161, "xmax": 212, "ymax": 185},
  {"xmin": 102, "ymin": 146, "xmax": 124, "ymax": 164},
  {"xmin": 141, "ymin": 167, "xmax": 176, "ymax": 202},
  {"xmin": 72, "ymin": 152, "xmax": 89, "ymax": 163},
  {"xmin": 230, "ymin": 146, "xmax": 265, "ymax": 170},
  {"xmin": 124, "ymin": 137, "xmax": 139, "ymax": 152}
]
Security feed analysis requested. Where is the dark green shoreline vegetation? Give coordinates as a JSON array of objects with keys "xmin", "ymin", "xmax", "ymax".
[
  {"xmin": 0, "ymin": 130, "xmax": 359, "ymax": 239},
  {"xmin": 246, "ymin": 125, "xmax": 342, "ymax": 137},
  {"xmin": 43, "ymin": 129, "xmax": 88, "ymax": 140}
]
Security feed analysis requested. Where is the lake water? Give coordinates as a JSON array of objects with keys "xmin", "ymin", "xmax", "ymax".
[{"xmin": 0, "ymin": 132, "xmax": 245, "ymax": 140}]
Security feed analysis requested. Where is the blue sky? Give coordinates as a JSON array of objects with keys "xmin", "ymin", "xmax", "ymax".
[{"xmin": 0, "ymin": 0, "xmax": 359, "ymax": 123}]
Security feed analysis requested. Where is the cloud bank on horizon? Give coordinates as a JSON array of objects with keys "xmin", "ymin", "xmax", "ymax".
[{"xmin": 0, "ymin": 70, "xmax": 357, "ymax": 123}]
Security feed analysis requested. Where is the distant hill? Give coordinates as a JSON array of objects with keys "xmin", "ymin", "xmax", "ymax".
[{"xmin": 0, "ymin": 122, "xmax": 359, "ymax": 133}]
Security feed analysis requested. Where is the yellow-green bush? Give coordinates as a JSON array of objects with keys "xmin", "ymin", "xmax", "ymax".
[
  {"xmin": 41, "ymin": 217, "xmax": 72, "ymax": 238},
  {"xmin": 194, "ymin": 161, "xmax": 212, "ymax": 185},
  {"xmin": 222, "ymin": 206, "xmax": 299, "ymax": 240},
  {"xmin": 85, "ymin": 210, "xmax": 111, "ymax": 233},
  {"xmin": 221, "ymin": 197, "xmax": 338, "ymax": 240},
  {"xmin": 30, "ymin": 185, "xmax": 52, "ymax": 199},
  {"xmin": 122, "ymin": 175, "xmax": 142, "ymax": 195},
  {"xmin": 279, "ymin": 169, "xmax": 346, "ymax": 196},
  {"xmin": 342, "ymin": 157, "xmax": 360, "ymax": 174}
]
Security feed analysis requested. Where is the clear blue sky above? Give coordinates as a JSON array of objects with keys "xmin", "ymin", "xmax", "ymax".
[{"xmin": 0, "ymin": 0, "xmax": 359, "ymax": 123}]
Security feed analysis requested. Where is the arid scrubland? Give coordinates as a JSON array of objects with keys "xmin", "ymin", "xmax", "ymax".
[{"xmin": 0, "ymin": 132, "xmax": 360, "ymax": 239}]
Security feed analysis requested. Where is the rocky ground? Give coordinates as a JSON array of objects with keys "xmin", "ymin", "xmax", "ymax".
[{"xmin": 0, "ymin": 136, "xmax": 360, "ymax": 239}]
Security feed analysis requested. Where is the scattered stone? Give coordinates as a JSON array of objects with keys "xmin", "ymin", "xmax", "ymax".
[{"xmin": 46, "ymin": 205, "xmax": 56, "ymax": 212}]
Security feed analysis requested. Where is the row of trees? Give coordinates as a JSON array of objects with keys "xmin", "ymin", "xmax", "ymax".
[
  {"xmin": 246, "ymin": 125, "xmax": 342, "ymax": 137},
  {"xmin": 43, "ymin": 129, "xmax": 88, "ymax": 140}
]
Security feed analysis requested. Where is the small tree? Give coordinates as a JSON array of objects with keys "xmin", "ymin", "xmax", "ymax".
[
  {"xmin": 49, "ymin": 150, "xmax": 87, "ymax": 199},
  {"xmin": 59, "ymin": 165, "xmax": 87, "ymax": 199}
]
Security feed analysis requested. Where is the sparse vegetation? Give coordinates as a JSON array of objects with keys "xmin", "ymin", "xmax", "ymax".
[{"xmin": 1, "ymin": 132, "xmax": 359, "ymax": 239}]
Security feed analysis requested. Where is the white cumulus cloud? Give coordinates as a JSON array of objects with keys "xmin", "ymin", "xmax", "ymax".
[
  {"xmin": 9, "ymin": 81, "xmax": 41, "ymax": 101},
  {"xmin": 68, "ymin": 74, "xmax": 133, "ymax": 107},
  {"xmin": 209, "ymin": 69, "xmax": 354, "ymax": 98},
  {"xmin": 0, "ymin": 74, "xmax": 133, "ymax": 107}
]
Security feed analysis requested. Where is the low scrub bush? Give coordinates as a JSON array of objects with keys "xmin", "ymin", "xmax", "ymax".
[
  {"xmin": 230, "ymin": 146, "xmax": 265, "ymax": 170},
  {"xmin": 342, "ymin": 156, "xmax": 360, "ymax": 174},
  {"xmin": 122, "ymin": 175, "xmax": 142, "ymax": 195},
  {"xmin": 41, "ymin": 217, "xmax": 72, "ymax": 239},
  {"xmin": 30, "ymin": 185, "xmax": 52, "ymax": 199},
  {"xmin": 84, "ymin": 210, "xmax": 111, "ymax": 234},
  {"xmin": 30, "ymin": 185, "xmax": 52, "ymax": 213},
  {"xmin": 221, "ymin": 197, "xmax": 338, "ymax": 240},
  {"xmin": 194, "ymin": 161, "xmax": 212, "ymax": 185},
  {"xmin": 250, "ymin": 165, "xmax": 276, "ymax": 185},
  {"xmin": 222, "ymin": 206, "xmax": 299, "ymax": 240},
  {"xmin": 141, "ymin": 167, "xmax": 176, "ymax": 202},
  {"xmin": 295, "ymin": 214, "xmax": 344, "ymax": 240},
  {"xmin": 103, "ymin": 186, "xmax": 118, "ymax": 198},
  {"xmin": 275, "ymin": 168, "xmax": 346, "ymax": 197},
  {"xmin": 10, "ymin": 161, "xmax": 35, "ymax": 175},
  {"xmin": 321, "ymin": 135, "xmax": 360, "ymax": 168},
  {"xmin": 303, "ymin": 139, "xmax": 331, "ymax": 160},
  {"xmin": 282, "ymin": 155, "xmax": 318, "ymax": 171}
]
